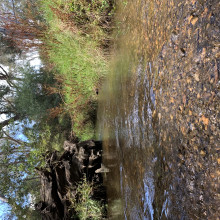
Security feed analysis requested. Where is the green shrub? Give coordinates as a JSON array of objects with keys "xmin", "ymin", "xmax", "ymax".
[{"xmin": 68, "ymin": 176, "xmax": 105, "ymax": 220}]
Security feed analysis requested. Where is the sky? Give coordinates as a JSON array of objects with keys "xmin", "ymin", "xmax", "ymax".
[{"xmin": 0, "ymin": 202, "xmax": 15, "ymax": 219}]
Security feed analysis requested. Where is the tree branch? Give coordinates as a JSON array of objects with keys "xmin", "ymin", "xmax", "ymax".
[
  {"xmin": 0, "ymin": 66, "xmax": 9, "ymax": 77},
  {"xmin": 0, "ymin": 195, "xmax": 8, "ymax": 203},
  {"xmin": 1, "ymin": 130, "xmax": 29, "ymax": 146},
  {"xmin": 11, "ymin": 0, "xmax": 18, "ymax": 23},
  {"xmin": 0, "ymin": 114, "xmax": 20, "ymax": 129}
]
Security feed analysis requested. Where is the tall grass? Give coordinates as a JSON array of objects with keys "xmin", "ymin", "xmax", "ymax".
[
  {"xmin": 68, "ymin": 176, "xmax": 105, "ymax": 220},
  {"xmin": 39, "ymin": 0, "xmax": 114, "ymax": 139}
]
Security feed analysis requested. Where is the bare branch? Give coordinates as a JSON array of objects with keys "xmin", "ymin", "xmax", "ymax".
[
  {"xmin": 1, "ymin": 130, "xmax": 28, "ymax": 145},
  {"xmin": 0, "ymin": 65, "xmax": 9, "ymax": 78},
  {"xmin": 0, "ymin": 114, "xmax": 20, "ymax": 129},
  {"xmin": 0, "ymin": 195, "xmax": 8, "ymax": 203},
  {"xmin": 11, "ymin": 0, "xmax": 18, "ymax": 23}
]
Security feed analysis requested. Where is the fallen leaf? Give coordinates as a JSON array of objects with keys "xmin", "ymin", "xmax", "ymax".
[
  {"xmin": 200, "ymin": 150, "xmax": 206, "ymax": 156},
  {"xmin": 191, "ymin": 17, "xmax": 198, "ymax": 25},
  {"xmin": 201, "ymin": 48, "xmax": 206, "ymax": 59},
  {"xmin": 183, "ymin": 94, "xmax": 187, "ymax": 105},
  {"xmin": 188, "ymin": 29, "xmax": 192, "ymax": 36},
  {"xmin": 198, "ymin": 162, "xmax": 203, "ymax": 168},
  {"xmin": 201, "ymin": 115, "xmax": 209, "ymax": 126},
  {"xmin": 188, "ymin": 15, "xmax": 193, "ymax": 24},
  {"xmin": 202, "ymin": 8, "xmax": 208, "ymax": 16},
  {"xmin": 181, "ymin": 127, "xmax": 186, "ymax": 135},
  {"xmin": 216, "ymin": 170, "xmax": 220, "ymax": 176},
  {"xmin": 187, "ymin": 77, "xmax": 191, "ymax": 83},
  {"xmin": 194, "ymin": 73, "xmax": 200, "ymax": 81},
  {"xmin": 158, "ymin": 113, "xmax": 161, "ymax": 120}
]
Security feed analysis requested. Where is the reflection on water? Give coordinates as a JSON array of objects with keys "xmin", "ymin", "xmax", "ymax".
[{"xmin": 97, "ymin": 0, "xmax": 219, "ymax": 219}]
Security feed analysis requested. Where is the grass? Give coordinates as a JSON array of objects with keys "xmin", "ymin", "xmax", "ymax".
[
  {"xmin": 68, "ymin": 176, "xmax": 105, "ymax": 220},
  {"xmin": 39, "ymin": 0, "xmax": 114, "ymax": 140}
]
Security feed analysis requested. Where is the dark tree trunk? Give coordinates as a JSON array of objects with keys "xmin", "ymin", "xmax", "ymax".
[{"xmin": 35, "ymin": 140, "xmax": 106, "ymax": 220}]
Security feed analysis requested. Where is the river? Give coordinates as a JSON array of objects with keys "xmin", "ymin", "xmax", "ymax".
[{"xmin": 97, "ymin": 0, "xmax": 219, "ymax": 219}]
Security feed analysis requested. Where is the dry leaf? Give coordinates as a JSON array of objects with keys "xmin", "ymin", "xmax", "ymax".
[
  {"xmin": 200, "ymin": 150, "xmax": 206, "ymax": 156},
  {"xmin": 201, "ymin": 48, "xmax": 206, "ymax": 59},
  {"xmin": 201, "ymin": 115, "xmax": 209, "ymax": 126},
  {"xmin": 194, "ymin": 73, "xmax": 200, "ymax": 81},
  {"xmin": 191, "ymin": 17, "xmax": 198, "ymax": 25}
]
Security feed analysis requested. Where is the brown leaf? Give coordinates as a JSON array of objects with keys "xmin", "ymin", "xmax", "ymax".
[
  {"xmin": 170, "ymin": 97, "xmax": 174, "ymax": 103},
  {"xmin": 191, "ymin": 17, "xmax": 198, "ymax": 25},
  {"xmin": 201, "ymin": 115, "xmax": 209, "ymax": 126},
  {"xmin": 201, "ymin": 48, "xmax": 206, "ymax": 59},
  {"xmin": 194, "ymin": 73, "xmax": 200, "ymax": 81},
  {"xmin": 200, "ymin": 150, "xmax": 206, "ymax": 156}
]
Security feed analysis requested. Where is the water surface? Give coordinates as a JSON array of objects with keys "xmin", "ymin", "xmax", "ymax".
[{"xmin": 98, "ymin": 0, "xmax": 220, "ymax": 219}]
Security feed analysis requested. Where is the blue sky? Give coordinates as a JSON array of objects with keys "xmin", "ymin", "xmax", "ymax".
[{"xmin": 0, "ymin": 202, "xmax": 13, "ymax": 219}]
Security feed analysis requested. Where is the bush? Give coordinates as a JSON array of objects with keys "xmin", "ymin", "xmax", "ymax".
[{"xmin": 68, "ymin": 176, "xmax": 105, "ymax": 220}]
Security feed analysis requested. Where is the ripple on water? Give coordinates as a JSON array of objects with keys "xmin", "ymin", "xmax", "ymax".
[{"xmin": 97, "ymin": 0, "xmax": 220, "ymax": 219}]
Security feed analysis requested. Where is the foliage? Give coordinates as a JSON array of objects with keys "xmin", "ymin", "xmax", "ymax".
[
  {"xmin": 0, "ymin": 0, "xmax": 45, "ymax": 50},
  {"xmin": 0, "ymin": 140, "xmax": 41, "ymax": 219},
  {"xmin": 0, "ymin": 63, "xmax": 70, "ymax": 219},
  {"xmin": 39, "ymin": 0, "xmax": 115, "ymax": 139},
  {"xmin": 0, "ymin": 33, "xmax": 21, "ymax": 66},
  {"xmin": 14, "ymin": 65, "xmax": 61, "ymax": 121},
  {"xmin": 40, "ymin": 0, "xmax": 114, "ymax": 44},
  {"xmin": 0, "ymin": 117, "xmax": 71, "ymax": 219},
  {"xmin": 0, "ymin": 0, "xmax": 115, "ymax": 218},
  {"xmin": 68, "ymin": 176, "xmax": 105, "ymax": 220}
]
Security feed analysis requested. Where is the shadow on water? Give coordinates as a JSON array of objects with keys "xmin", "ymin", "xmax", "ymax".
[{"xmin": 97, "ymin": 0, "xmax": 219, "ymax": 219}]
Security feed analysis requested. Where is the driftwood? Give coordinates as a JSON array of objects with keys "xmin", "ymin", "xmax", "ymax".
[{"xmin": 35, "ymin": 140, "xmax": 106, "ymax": 220}]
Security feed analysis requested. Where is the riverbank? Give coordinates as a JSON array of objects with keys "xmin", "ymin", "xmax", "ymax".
[
  {"xmin": 40, "ymin": 0, "xmax": 115, "ymax": 140},
  {"xmin": 34, "ymin": 1, "xmax": 115, "ymax": 218},
  {"xmin": 0, "ymin": 0, "xmax": 115, "ymax": 218}
]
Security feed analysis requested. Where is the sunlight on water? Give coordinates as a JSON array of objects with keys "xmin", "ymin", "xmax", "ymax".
[{"xmin": 97, "ymin": 0, "xmax": 220, "ymax": 219}]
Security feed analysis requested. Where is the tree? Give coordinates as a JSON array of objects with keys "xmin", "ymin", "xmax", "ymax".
[
  {"xmin": 0, "ymin": 126, "xmax": 45, "ymax": 219},
  {"xmin": 14, "ymin": 65, "xmax": 61, "ymax": 121},
  {"xmin": 0, "ymin": 0, "xmax": 44, "ymax": 50},
  {"xmin": 0, "ymin": 63, "xmax": 62, "ymax": 128},
  {"xmin": 0, "ymin": 61, "xmax": 64, "ymax": 218},
  {"xmin": 0, "ymin": 33, "xmax": 21, "ymax": 66},
  {"xmin": 0, "ymin": 2, "xmax": 69, "ymax": 218},
  {"xmin": 0, "ymin": 65, "xmax": 22, "ymax": 131}
]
